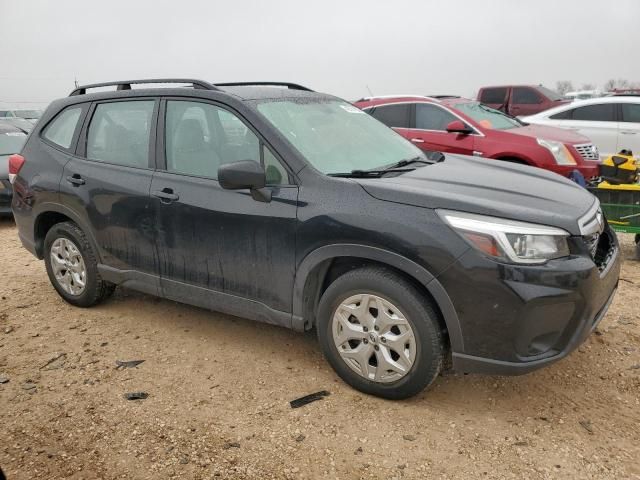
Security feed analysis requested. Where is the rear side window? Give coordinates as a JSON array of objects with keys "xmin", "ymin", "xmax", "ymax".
[
  {"xmin": 571, "ymin": 104, "xmax": 616, "ymax": 122},
  {"xmin": 86, "ymin": 101, "xmax": 155, "ymax": 168},
  {"xmin": 43, "ymin": 107, "xmax": 83, "ymax": 149},
  {"xmin": 479, "ymin": 88, "xmax": 507, "ymax": 104},
  {"xmin": 621, "ymin": 103, "xmax": 640, "ymax": 123},
  {"xmin": 368, "ymin": 104, "xmax": 410, "ymax": 128},
  {"xmin": 549, "ymin": 109, "xmax": 572, "ymax": 120},
  {"xmin": 512, "ymin": 87, "xmax": 541, "ymax": 104},
  {"xmin": 415, "ymin": 104, "xmax": 457, "ymax": 131}
]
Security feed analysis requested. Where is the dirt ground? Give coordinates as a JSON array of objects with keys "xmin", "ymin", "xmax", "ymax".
[{"xmin": 0, "ymin": 218, "xmax": 638, "ymax": 480}]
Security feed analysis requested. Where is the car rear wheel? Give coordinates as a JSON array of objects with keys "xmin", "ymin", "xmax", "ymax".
[
  {"xmin": 317, "ymin": 266, "xmax": 444, "ymax": 399},
  {"xmin": 44, "ymin": 221, "xmax": 115, "ymax": 307}
]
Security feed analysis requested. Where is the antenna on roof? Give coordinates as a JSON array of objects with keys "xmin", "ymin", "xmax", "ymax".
[
  {"xmin": 74, "ymin": 77, "xmax": 79, "ymax": 89},
  {"xmin": 366, "ymin": 85, "xmax": 374, "ymax": 97}
]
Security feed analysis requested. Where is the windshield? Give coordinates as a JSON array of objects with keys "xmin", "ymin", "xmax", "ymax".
[
  {"xmin": 15, "ymin": 110, "xmax": 41, "ymax": 119},
  {"xmin": 0, "ymin": 132, "xmax": 27, "ymax": 155},
  {"xmin": 256, "ymin": 99, "xmax": 426, "ymax": 174},
  {"xmin": 454, "ymin": 102, "xmax": 522, "ymax": 130},
  {"xmin": 536, "ymin": 86, "xmax": 563, "ymax": 101}
]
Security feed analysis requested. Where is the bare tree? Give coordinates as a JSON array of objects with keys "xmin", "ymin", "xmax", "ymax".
[
  {"xmin": 604, "ymin": 78, "xmax": 630, "ymax": 91},
  {"xmin": 581, "ymin": 83, "xmax": 595, "ymax": 91},
  {"xmin": 556, "ymin": 80, "xmax": 574, "ymax": 95}
]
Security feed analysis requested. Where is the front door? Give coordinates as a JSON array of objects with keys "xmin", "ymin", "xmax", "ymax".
[
  {"xmin": 151, "ymin": 99, "xmax": 298, "ymax": 325},
  {"xmin": 406, "ymin": 103, "xmax": 475, "ymax": 155}
]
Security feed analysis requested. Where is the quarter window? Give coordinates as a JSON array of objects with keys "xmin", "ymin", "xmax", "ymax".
[
  {"xmin": 87, "ymin": 101, "xmax": 155, "ymax": 167},
  {"xmin": 415, "ymin": 104, "xmax": 458, "ymax": 131},
  {"xmin": 549, "ymin": 109, "xmax": 572, "ymax": 120},
  {"xmin": 165, "ymin": 101, "xmax": 261, "ymax": 179},
  {"xmin": 368, "ymin": 104, "xmax": 410, "ymax": 128},
  {"xmin": 571, "ymin": 104, "xmax": 616, "ymax": 122},
  {"xmin": 43, "ymin": 106, "xmax": 83, "ymax": 149},
  {"xmin": 621, "ymin": 103, "xmax": 640, "ymax": 123},
  {"xmin": 479, "ymin": 88, "xmax": 507, "ymax": 104},
  {"xmin": 264, "ymin": 146, "xmax": 288, "ymax": 185},
  {"xmin": 512, "ymin": 87, "xmax": 541, "ymax": 104}
]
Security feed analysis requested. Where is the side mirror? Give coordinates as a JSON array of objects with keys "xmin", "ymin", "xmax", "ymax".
[
  {"xmin": 218, "ymin": 160, "xmax": 271, "ymax": 202},
  {"xmin": 445, "ymin": 120, "xmax": 473, "ymax": 135}
]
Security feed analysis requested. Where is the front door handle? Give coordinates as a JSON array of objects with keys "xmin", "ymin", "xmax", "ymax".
[
  {"xmin": 152, "ymin": 188, "xmax": 180, "ymax": 203},
  {"xmin": 620, "ymin": 131, "xmax": 637, "ymax": 135},
  {"xmin": 66, "ymin": 174, "xmax": 85, "ymax": 186},
  {"xmin": 410, "ymin": 138, "xmax": 425, "ymax": 143}
]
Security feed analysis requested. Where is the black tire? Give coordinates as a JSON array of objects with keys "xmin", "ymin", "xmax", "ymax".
[
  {"xmin": 317, "ymin": 266, "xmax": 444, "ymax": 400},
  {"xmin": 44, "ymin": 221, "xmax": 115, "ymax": 307}
]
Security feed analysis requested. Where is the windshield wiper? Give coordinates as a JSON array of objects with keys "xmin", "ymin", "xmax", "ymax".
[
  {"xmin": 381, "ymin": 156, "xmax": 433, "ymax": 170},
  {"xmin": 327, "ymin": 168, "xmax": 415, "ymax": 178}
]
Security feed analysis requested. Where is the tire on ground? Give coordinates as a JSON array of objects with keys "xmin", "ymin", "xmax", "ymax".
[{"xmin": 316, "ymin": 266, "xmax": 444, "ymax": 400}]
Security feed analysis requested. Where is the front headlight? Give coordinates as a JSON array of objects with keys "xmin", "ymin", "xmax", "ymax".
[
  {"xmin": 537, "ymin": 138, "xmax": 576, "ymax": 165},
  {"xmin": 438, "ymin": 210, "xmax": 570, "ymax": 264}
]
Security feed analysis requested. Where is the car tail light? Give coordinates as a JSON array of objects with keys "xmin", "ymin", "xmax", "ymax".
[{"xmin": 8, "ymin": 154, "xmax": 25, "ymax": 184}]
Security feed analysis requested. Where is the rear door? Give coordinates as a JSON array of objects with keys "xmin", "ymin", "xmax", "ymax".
[
  {"xmin": 60, "ymin": 98, "xmax": 160, "ymax": 293},
  {"xmin": 618, "ymin": 102, "xmax": 640, "ymax": 153},
  {"xmin": 150, "ymin": 98, "xmax": 298, "ymax": 323},
  {"xmin": 510, "ymin": 87, "xmax": 544, "ymax": 117},
  {"xmin": 554, "ymin": 103, "xmax": 618, "ymax": 158},
  {"xmin": 478, "ymin": 87, "xmax": 509, "ymax": 112},
  {"xmin": 405, "ymin": 103, "xmax": 475, "ymax": 155}
]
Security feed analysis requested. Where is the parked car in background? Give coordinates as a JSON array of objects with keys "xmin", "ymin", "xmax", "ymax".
[
  {"xmin": 477, "ymin": 85, "xmax": 569, "ymax": 116},
  {"xmin": 0, "ymin": 117, "xmax": 34, "ymax": 133},
  {"xmin": 564, "ymin": 90, "xmax": 603, "ymax": 101},
  {"xmin": 353, "ymin": 95, "xmax": 600, "ymax": 178},
  {"xmin": 520, "ymin": 96, "xmax": 640, "ymax": 160},
  {"xmin": 11, "ymin": 78, "xmax": 620, "ymax": 399},
  {"xmin": 0, "ymin": 109, "xmax": 42, "ymax": 123},
  {"xmin": 0, "ymin": 122, "xmax": 28, "ymax": 216}
]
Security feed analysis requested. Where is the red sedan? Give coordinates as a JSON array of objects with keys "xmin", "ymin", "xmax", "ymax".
[{"xmin": 353, "ymin": 95, "xmax": 600, "ymax": 178}]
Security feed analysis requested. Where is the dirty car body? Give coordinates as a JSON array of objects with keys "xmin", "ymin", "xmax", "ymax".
[{"xmin": 10, "ymin": 79, "xmax": 620, "ymax": 398}]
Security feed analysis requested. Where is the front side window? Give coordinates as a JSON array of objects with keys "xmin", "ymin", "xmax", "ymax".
[
  {"xmin": 257, "ymin": 99, "xmax": 426, "ymax": 175},
  {"xmin": 453, "ymin": 102, "xmax": 521, "ymax": 130},
  {"xmin": 621, "ymin": 103, "xmax": 640, "ymax": 123},
  {"xmin": 415, "ymin": 104, "xmax": 457, "ymax": 131},
  {"xmin": 479, "ymin": 88, "xmax": 507, "ymax": 104},
  {"xmin": 165, "ymin": 100, "xmax": 260, "ymax": 179},
  {"xmin": 87, "ymin": 101, "xmax": 155, "ymax": 167},
  {"xmin": 513, "ymin": 87, "xmax": 541, "ymax": 104},
  {"xmin": 571, "ymin": 104, "xmax": 615, "ymax": 122},
  {"xmin": 43, "ymin": 106, "xmax": 83, "ymax": 149},
  {"xmin": 368, "ymin": 104, "xmax": 410, "ymax": 128}
]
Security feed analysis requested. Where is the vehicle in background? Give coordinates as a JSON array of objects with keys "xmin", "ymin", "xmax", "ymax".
[
  {"xmin": 11, "ymin": 78, "xmax": 620, "ymax": 399},
  {"xmin": 520, "ymin": 96, "xmax": 640, "ymax": 160},
  {"xmin": 0, "ymin": 122, "xmax": 28, "ymax": 216},
  {"xmin": 477, "ymin": 85, "xmax": 569, "ymax": 117},
  {"xmin": 0, "ymin": 117, "xmax": 34, "ymax": 133},
  {"xmin": 353, "ymin": 95, "xmax": 600, "ymax": 178},
  {"xmin": 564, "ymin": 90, "xmax": 603, "ymax": 101},
  {"xmin": 0, "ymin": 109, "xmax": 43, "ymax": 124}
]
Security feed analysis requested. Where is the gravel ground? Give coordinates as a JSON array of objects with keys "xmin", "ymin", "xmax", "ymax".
[{"xmin": 0, "ymin": 218, "xmax": 639, "ymax": 480}]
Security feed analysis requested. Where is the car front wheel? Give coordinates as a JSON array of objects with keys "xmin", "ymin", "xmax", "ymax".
[{"xmin": 317, "ymin": 266, "xmax": 444, "ymax": 399}]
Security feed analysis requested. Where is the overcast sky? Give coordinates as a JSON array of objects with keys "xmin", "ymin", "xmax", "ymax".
[{"xmin": 1, "ymin": 0, "xmax": 639, "ymax": 107}]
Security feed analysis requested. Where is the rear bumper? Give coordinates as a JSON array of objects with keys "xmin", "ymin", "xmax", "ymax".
[
  {"xmin": 0, "ymin": 181, "xmax": 13, "ymax": 215},
  {"xmin": 440, "ymin": 227, "xmax": 621, "ymax": 375}
]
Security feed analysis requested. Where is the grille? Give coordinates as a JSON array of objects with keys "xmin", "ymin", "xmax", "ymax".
[
  {"xmin": 574, "ymin": 143, "xmax": 599, "ymax": 161},
  {"xmin": 586, "ymin": 226, "xmax": 615, "ymax": 273}
]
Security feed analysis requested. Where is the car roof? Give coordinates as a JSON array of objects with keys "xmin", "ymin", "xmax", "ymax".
[
  {"xmin": 354, "ymin": 95, "xmax": 476, "ymax": 108},
  {"xmin": 528, "ymin": 95, "xmax": 640, "ymax": 118}
]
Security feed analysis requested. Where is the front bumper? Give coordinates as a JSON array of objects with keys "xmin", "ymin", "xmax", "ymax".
[
  {"xmin": 439, "ymin": 225, "xmax": 620, "ymax": 375},
  {"xmin": 0, "ymin": 180, "xmax": 13, "ymax": 215}
]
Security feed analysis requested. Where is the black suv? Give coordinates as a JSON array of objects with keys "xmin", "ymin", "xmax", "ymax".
[{"xmin": 10, "ymin": 79, "xmax": 620, "ymax": 399}]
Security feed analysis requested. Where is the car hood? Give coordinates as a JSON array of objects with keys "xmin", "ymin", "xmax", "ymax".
[
  {"xmin": 507, "ymin": 124, "xmax": 589, "ymax": 144},
  {"xmin": 357, "ymin": 154, "xmax": 596, "ymax": 235}
]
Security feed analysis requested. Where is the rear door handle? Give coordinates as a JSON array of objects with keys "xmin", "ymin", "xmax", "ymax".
[
  {"xmin": 66, "ymin": 174, "xmax": 85, "ymax": 186},
  {"xmin": 410, "ymin": 138, "xmax": 425, "ymax": 143},
  {"xmin": 620, "ymin": 131, "xmax": 637, "ymax": 135},
  {"xmin": 152, "ymin": 188, "xmax": 180, "ymax": 203}
]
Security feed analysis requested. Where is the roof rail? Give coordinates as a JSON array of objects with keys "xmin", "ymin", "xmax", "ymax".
[
  {"xmin": 215, "ymin": 82, "xmax": 313, "ymax": 91},
  {"xmin": 69, "ymin": 78, "xmax": 220, "ymax": 96},
  {"xmin": 355, "ymin": 94, "xmax": 441, "ymax": 103}
]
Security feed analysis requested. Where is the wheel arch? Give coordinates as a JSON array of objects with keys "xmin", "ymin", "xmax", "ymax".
[
  {"xmin": 292, "ymin": 244, "xmax": 464, "ymax": 352},
  {"xmin": 33, "ymin": 204, "xmax": 100, "ymax": 261}
]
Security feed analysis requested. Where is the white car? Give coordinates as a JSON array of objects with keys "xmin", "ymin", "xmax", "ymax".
[{"xmin": 521, "ymin": 96, "xmax": 640, "ymax": 160}]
